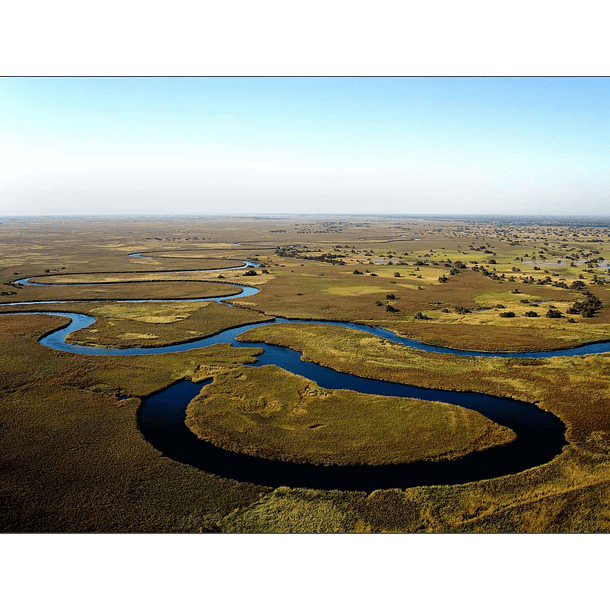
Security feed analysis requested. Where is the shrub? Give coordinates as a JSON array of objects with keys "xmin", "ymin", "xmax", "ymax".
[
  {"xmin": 567, "ymin": 294, "xmax": 603, "ymax": 317},
  {"xmin": 524, "ymin": 311, "xmax": 538, "ymax": 317},
  {"xmin": 570, "ymin": 280, "xmax": 587, "ymax": 290},
  {"xmin": 499, "ymin": 311, "xmax": 516, "ymax": 318},
  {"xmin": 546, "ymin": 308, "xmax": 563, "ymax": 318}
]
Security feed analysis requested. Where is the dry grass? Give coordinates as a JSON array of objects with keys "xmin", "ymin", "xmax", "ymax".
[
  {"xmin": 0, "ymin": 314, "xmax": 268, "ymax": 532},
  {"xmin": 67, "ymin": 301, "xmax": 273, "ymax": 348}
]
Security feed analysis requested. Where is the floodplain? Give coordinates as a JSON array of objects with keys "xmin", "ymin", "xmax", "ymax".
[{"xmin": 2, "ymin": 214, "xmax": 610, "ymax": 532}]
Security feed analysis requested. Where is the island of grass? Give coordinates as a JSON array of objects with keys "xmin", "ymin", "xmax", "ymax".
[
  {"xmin": 185, "ymin": 365, "xmax": 516, "ymax": 466},
  {"xmin": 67, "ymin": 301, "xmax": 274, "ymax": 348}
]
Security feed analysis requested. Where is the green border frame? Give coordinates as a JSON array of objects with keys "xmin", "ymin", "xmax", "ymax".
[{"xmin": 0, "ymin": 0, "xmax": 610, "ymax": 609}]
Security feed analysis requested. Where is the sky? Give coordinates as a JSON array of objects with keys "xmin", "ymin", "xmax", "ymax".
[{"xmin": 1, "ymin": 77, "xmax": 609, "ymax": 217}]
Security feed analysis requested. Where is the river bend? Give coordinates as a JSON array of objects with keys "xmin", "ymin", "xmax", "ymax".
[{"xmin": 3, "ymin": 251, "xmax": 603, "ymax": 490}]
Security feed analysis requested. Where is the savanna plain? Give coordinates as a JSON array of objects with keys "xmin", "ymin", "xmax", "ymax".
[{"xmin": 2, "ymin": 214, "xmax": 610, "ymax": 532}]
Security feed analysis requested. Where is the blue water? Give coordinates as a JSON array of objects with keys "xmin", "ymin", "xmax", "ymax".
[{"xmin": 3, "ymin": 250, "xmax": 604, "ymax": 490}]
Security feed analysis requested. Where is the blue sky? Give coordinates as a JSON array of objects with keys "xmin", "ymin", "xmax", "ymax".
[{"xmin": 1, "ymin": 77, "xmax": 608, "ymax": 216}]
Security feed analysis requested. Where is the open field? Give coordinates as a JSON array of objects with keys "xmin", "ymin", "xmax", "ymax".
[{"xmin": 2, "ymin": 215, "xmax": 610, "ymax": 532}]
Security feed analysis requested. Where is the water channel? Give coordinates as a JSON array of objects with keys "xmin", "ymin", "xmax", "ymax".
[{"xmin": 2, "ymin": 252, "xmax": 607, "ymax": 491}]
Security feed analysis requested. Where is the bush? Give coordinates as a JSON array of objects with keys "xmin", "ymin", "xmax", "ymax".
[
  {"xmin": 499, "ymin": 311, "xmax": 516, "ymax": 318},
  {"xmin": 524, "ymin": 311, "xmax": 538, "ymax": 317},
  {"xmin": 570, "ymin": 280, "xmax": 587, "ymax": 290},
  {"xmin": 546, "ymin": 308, "xmax": 563, "ymax": 318},
  {"xmin": 567, "ymin": 294, "xmax": 603, "ymax": 317}
]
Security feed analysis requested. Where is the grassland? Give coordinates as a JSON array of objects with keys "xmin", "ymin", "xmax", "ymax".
[
  {"xmin": 238, "ymin": 323, "xmax": 610, "ymax": 447},
  {"xmin": 185, "ymin": 364, "xmax": 515, "ymax": 466},
  {"xmin": 2, "ymin": 215, "xmax": 610, "ymax": 532},
  {"xmin": 68, "ymin": 301, "xmax": 273, "ymax": 348}
]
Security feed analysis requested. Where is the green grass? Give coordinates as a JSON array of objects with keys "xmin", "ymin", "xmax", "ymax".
[
  {"xmin": 186, "ymin": 364, "xmax": 515, "ymax": 466},
  {"xmin": 237, "ymin": 322, "xmax": 610, "ymax": 448}
]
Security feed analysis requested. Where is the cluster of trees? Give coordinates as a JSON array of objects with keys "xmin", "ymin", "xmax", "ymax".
[
  {"xmin": 567, "ymin": 293, "xmax": 603, "ymax": 318},
  {"xmin": 275, "ymin": 246, "xmax": 346, "ymax": 265},
  {"xmin": 546, "ymin": 307, "xmax": 563, "ymax": 318}
]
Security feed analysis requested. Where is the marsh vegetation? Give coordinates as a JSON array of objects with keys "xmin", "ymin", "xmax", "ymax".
[{"xmin": 2, "ymin": 214, "xmax": 610, "ymax": 532}]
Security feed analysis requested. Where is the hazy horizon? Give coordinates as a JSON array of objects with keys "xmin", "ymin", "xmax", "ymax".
[{"xmin": 2, "ymin": 77, "xmax": 608, "ymax": 217}]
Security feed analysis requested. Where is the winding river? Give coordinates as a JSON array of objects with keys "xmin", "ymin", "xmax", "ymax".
[{"xmin": 2, "ymin": 250, "xmax": 607, "ymax": 491}]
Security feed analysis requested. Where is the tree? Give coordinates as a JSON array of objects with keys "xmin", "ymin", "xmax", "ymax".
[{"xmin": 546, "ymin": 307, "xmax": 563, "ymax": 318}]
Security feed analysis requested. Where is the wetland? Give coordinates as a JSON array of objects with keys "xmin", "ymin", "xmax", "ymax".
[{"xmin": 2, "ymin": 215, "xmax": 610, "ymax": 532}]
